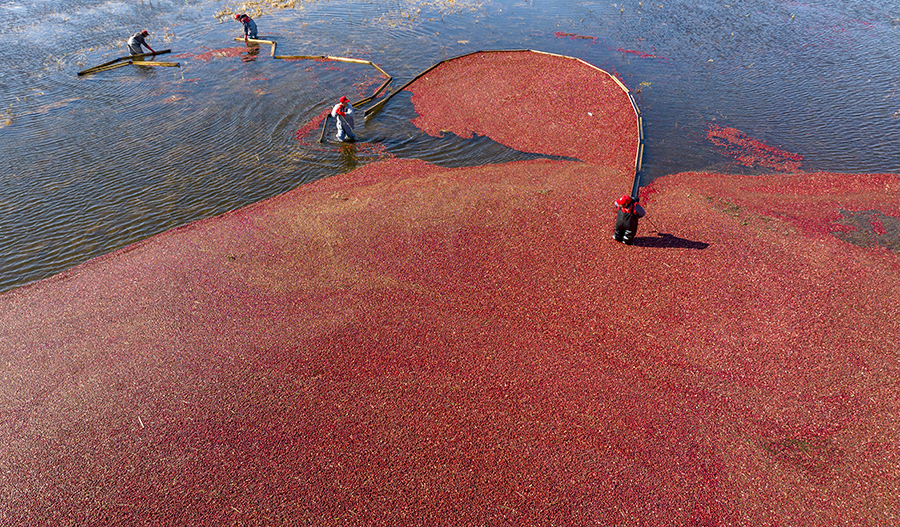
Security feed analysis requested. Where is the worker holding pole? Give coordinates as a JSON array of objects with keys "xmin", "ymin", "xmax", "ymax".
[
  {"xmin": 126, "ymin": 30, "xmax": 155, "ymax": 55},
  {"xmin": 613, "ymin": 194, "xmax": 646, "ymax": 245},
  {"xmin": 331, "ymin": 96, "xmax": 355, "ymax": 142},
  {"xmin": 234, "ymin": 14, "xmax": 259, "ymax": 40}
]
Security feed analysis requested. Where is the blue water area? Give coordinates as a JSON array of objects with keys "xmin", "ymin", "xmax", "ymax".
[{"xmin": 0, "ymin": 0, "xmax": 898, "ymax": 292}]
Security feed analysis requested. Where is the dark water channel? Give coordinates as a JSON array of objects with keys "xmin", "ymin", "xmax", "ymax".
[{"xmin": 1, "ymin": 0, "xmax": 898, "ymax": 293}]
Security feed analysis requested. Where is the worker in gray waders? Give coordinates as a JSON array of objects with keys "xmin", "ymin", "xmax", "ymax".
[
  {"xmin": 126, "ymin": 30, "xmax": 155, "ymax": 55},
  {"xmin": 331, "ymin": 96, "xmax": 355, "ymax": 142},
  {"xmin": 613, "ymin": 194, "xmax": 645, "ymax": 245}
]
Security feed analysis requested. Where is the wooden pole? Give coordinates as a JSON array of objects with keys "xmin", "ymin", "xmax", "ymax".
[
  {"xmin": 234, "ymin": 37, "xmax": 276, "ymax": 45},
  {"xmin": 77, "ymin": 57, "xmax": 123, "ymax": 76},
  {"xmin": 123, "ymin": 49, "xmax": 172, "ymax": 61},
  {"xmin": 79, "ymin": 61, "xmax": 133, "ymax": 75},
  {"xmin": 78, "ymin": 48, "xmax": 178, "ymax": 76},
  {"xmin": 318, "ymin": 115, "xmax": 330, "ymax": 143},
  {"xmin": 131, "ymin": 61, "xmax": 180, "ymax": 67},
  {"xmin": 78, "ymin": 49, "xmax": 171, "ymax": 76},
  {"xmin": 273, "ymin": 55, "xmax": 327, "ymax": 60}
]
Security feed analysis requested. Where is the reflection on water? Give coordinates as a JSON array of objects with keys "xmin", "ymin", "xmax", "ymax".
[{"xmin": 0, "ymin": 0, "xmax": 899, "ymax": 292}]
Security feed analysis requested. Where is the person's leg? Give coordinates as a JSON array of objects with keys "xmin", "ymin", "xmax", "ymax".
[{"xmin": 614, "ymin": 216, "xmax": 626, "ymax": 242}]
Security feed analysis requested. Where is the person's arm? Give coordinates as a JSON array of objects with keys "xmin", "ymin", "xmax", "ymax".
[
  {"xmin": 344, "ymin": 105, "xmax": 354, "ymax": 125},
  {"xmin": 139, "ymin": 34, "xmax": 154, "ymax": 53}
]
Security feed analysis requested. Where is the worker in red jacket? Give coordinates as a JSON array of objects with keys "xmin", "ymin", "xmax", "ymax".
[
  {"xmin": 331, "ymin": 96, "xmax": 355, "ymax": 142},
  {"xmin": 613, "ymin": 194, "xmax": 645, "ymax": 245},
  {"xmin": 234, "ymin": 14, "xmax": 258, "ymax": 40}
]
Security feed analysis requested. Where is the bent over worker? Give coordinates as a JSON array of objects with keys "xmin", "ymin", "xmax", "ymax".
[
  {"xmin": 126, "ymin": 30, "xmax": 155, "ymax": 55},
  {"xmin": 331, "ymin": 96, "xmax": 355, "ymax": 142},
  {"xmin": 613, "ymin": 194, "xmax": 645, "ymax": 245},
  {"xmin": 234, "ymin": 14, "xmax": 258, "ymax": 40}
]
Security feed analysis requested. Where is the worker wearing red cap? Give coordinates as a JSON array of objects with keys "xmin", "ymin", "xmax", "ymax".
[
  {"xmin": 331, "ymin": 96, "xmax": 355, "ymax": 142},
  {"xmin": 613, "ymin": 194, "xmax": 645, "ymax": 245},
  {"xmin": 126, "ymin": 30, "xmax": 155, "ymax": 55},
  {"xmin": 234, "ymin": 14, "xmax": 258, "ymax": 40}
]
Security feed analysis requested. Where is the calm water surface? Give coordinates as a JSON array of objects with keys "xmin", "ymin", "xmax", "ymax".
[{"xmin": 1, "ymin": 0, "xmax": 898, "ymax": 292}]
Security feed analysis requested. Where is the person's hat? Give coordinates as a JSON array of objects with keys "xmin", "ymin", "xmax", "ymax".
[
  {"xmin": 141, "ymin": 30, "xmax": 149, "ymax": 36},
  {"xmin": 615, "ymin": 194, "xmax": 632, "ymax": 206},
  {"xmin": 339, "ymin": 96, "xmax": 349, "ymax": 103},
  {"xmin": 234, "ymin": 14, "xmax": 241, "ymax": 20}
]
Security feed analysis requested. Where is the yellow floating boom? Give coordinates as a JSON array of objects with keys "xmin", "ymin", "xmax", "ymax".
[
  {"xmin": 273, "ymin": 55, "xmax": 327, "ymax": 60},
  {"xmin": 131, "ymin": 61, "xmax": 181, "ymax": 67},
  {"xmin": 326, "ymin": 56, "xmax": 372, "ymax": 65},
  {"xmin": 234, "ymin": 37, "xmax": 276, "ymax": 45}
]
